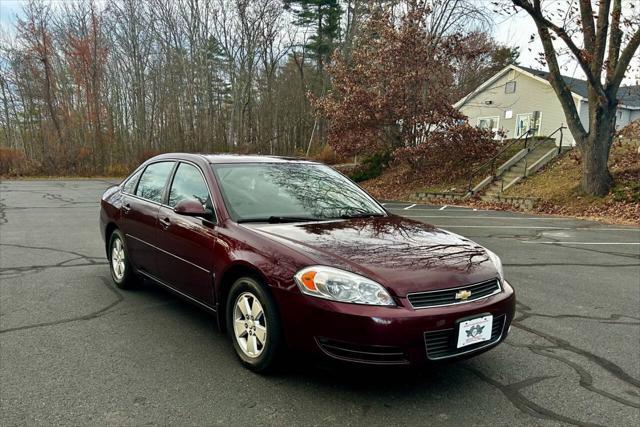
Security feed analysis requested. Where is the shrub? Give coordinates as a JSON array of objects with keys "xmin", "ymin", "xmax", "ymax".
[
  {"xmin": 348, "ymin": 151, "xmax": 392, "ymax": 182},
  {"xmin": 312, "ymin": 144, "xmax": 348, "ymax": 165},
  {"xmin": 0, "ymin": 148, "xmax": 40, "ymax": 176},
  {"xmin": 393, "ymin": 125, "xmax": 499, "ymax": 183}
]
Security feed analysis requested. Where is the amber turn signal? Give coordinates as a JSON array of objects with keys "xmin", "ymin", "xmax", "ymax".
[{"xmin": 300, "ymin": 270, "xmax": 317, "ymax": 291}]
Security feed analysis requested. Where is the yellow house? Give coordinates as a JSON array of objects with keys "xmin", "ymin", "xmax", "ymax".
[{"xmin": 455, "ymin": 65, "xmax": 640, "ymax": 146}]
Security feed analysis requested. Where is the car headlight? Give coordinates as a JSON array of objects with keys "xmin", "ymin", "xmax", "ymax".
[
  {"xmin": 486, "ymin": 249, "xmax": 504, "ymax": 281},
  {"xmin": 294, "ymin": 266, "xmax": 395, "ymax": 306}
]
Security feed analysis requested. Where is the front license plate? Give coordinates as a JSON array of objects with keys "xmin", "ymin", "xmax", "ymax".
[{"xmin": 457, "ymin": 315, "xmax": 493, "ymax": 348}]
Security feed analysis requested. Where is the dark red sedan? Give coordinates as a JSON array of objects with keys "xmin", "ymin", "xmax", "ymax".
[{"xmin": 100, "ymin": 154, "xmax": 515, "ymax": 372}]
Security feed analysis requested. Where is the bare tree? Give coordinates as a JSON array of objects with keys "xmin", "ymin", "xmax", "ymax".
[{"xmin": 507, "ymin": 0, "xmax": 640, "ymax": 196}]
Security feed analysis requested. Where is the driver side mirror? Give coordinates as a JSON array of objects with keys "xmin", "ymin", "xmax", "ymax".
[{"xmin": 173, "ymin": 199, "xmax": 207, "ymax": 217}]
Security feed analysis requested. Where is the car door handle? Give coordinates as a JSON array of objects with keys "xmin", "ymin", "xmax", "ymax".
[
  {"xmin": 122, "ymin": 203, "xmax": 131, "ymax": 214},
  {"xmin": 159, "ymin": 217, "xmax": 171, "ymax": 229}
]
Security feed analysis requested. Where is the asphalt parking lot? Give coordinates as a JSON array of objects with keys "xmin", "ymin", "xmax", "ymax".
[{"xmin": 1, "ymin": 180, "xmax": 639, "ymax": 426}]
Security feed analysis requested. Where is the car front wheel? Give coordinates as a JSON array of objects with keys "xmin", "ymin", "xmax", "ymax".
[{"xmin": 227, "ymin": 277, "xmax": 283, "ymax": 373}]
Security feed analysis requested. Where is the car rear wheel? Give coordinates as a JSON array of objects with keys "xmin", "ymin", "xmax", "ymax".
[
  {"xmin": 227, "ymin": 277, "xmax": 283, "ymax": 373},
  {"xmin": 109, "ymin": 229, "xmax": 136, "ymax": 289}
]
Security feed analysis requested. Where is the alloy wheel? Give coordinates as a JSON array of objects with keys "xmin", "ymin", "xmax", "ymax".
[
  {"xmin": 111, "ymin": 237, "xmax": 126, "ymax": 281},
  {"xmin": 233, "ymin": 291, "xmax": 267, "ymax": 358}
]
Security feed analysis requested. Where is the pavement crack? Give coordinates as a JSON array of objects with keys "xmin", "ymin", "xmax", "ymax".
[
  {"xmin": 0, "ymin": 277, "xmax": 123, "ymax": 334},
  {"xmin": 0, "ymin": 243, "xmax": 106, "ymax": 279},
  {"xmin": 466, "ymin": 366, "xmax": 603, "ymax": 427},
  {"xmin": 513, "ymin": 321, "xmax": 640, "ymax": 389},
  {"xmin": 530, "ymin": 346, "xmax": 640, "ymax": 409},
  {"xmin": 514, "ymin": 301, "xmax": 640, "ymax": 324}
]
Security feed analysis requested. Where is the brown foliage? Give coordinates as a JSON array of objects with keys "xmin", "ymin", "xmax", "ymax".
[
  {"xmin": 313, "ymin": 5, "xmax": 498, "ymax": 176},
  {"xmin": 415, "ymin": 143, "xmax": 640, "ymax": 225},
  {"xmin": 617, "ymin": 121, "xmax": 640, "ymax": 140},
  {"xmin": 0, "ymin": 148, "xmax": 34, "ymax": 176},
  {"xmin": 310, "ymin": 144, "xmax": 339, "ymax": 165}
]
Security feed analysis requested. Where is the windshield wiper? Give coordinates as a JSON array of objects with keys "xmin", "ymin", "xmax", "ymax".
[
  {"xmin": 238, "ymin": 216, "xmax": 323, "ymax": 224},
  {"xmin": 339, "ymin": 212, "xmax": 385, "ymax": 219}
]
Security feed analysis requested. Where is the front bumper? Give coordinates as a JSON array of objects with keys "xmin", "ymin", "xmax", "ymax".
[{"xmin": 273, "ymin": 280, "xmax": 515, "ymax": 365}]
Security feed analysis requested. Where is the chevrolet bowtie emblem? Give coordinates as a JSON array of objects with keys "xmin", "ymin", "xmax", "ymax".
[{"xmin": 455, "ymin": 290, "xmax": 472, "ymax": 301}]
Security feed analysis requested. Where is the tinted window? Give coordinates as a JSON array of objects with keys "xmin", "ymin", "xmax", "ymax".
[
  {"xmin": 212, "ymin": 163, "xmax": 384, "ymax": 221},
  {"xmin": 135, "ymin": 162, "xmax": 174, "ymax": 203},
  {"xmin": 168, "ymin": 163, "xmax": 211, "ymax": 208},
  {"xmin": 122, "ymin": 169, "xmax": 142, "ymax": 194}
]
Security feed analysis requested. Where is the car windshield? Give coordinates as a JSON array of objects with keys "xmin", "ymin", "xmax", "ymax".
[{"xmin": 212, "ymin": 162, "xmax": 386, "ymax": 222}]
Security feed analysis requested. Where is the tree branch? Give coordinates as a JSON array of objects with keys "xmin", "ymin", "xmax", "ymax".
[
  {"xmin": 607, "ymin": 28, "xmax": 640, "ymax": 94},
  {"xmin": 592, "ymin": 0, "xmax": 611, "ymax": 75},
  {"xmin": 512, "ymin": 0, "xmax": 606, "ymax": 99},
  {"xmin": 578, "ymin": 0, "xmax": 596, "ymax": 52},
  {"xmin": 605, "ymin": 0, "xmax": 623, "ymax": 82},
  {"xmin": 530, "ymin": 12, "xmax": 587, "ymax": 142}
]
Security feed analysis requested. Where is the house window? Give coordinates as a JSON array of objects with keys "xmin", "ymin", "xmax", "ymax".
[
  {"xmin": 515, "ymin": 112, "xmax": 542, "ymax": 137},
  {"xmin": 505, "ymin": 81, "xmax": 517, "ymax": 94}
]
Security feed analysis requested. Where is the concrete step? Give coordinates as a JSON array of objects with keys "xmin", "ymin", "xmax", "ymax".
[
  {"xmin": 479, "ymin": 140, "xmax": 565, "ymax": 198},
  {"xmin": 503, "ymin": 173, "xmax": 523, "ymax": 182}
]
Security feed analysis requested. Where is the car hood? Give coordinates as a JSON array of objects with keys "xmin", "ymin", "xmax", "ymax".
[{"xmin": 244, "ymin": 215, "xmax": 499, "ymax": 297}]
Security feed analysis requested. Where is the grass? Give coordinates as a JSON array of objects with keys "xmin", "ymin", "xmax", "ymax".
[
  {"xmin": 503, "ymin": 141, "xmax": 639, "ymax": 224},
  {"xmin": 505, "ymin": 142, "xmax": 639, "ymax": 201},
  {"xmin": 362, "ymin": 140, "xmax": 638, "ymax": 224}
]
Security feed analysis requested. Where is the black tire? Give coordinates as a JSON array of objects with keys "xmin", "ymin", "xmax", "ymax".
[
  {"xmin": 226, "ymin": 277, "xmax": 283, "ymax": 373},
  {"xmin": 108, "ymin": 229, "xmax": 136, "ymax": 289}
]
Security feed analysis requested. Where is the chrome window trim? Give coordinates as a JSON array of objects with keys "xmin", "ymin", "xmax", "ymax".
[
  {"xmin": 121, "ymin": 158, "xmax": 217, "ymax": 222},
  {"xmin": 128, "ymin": 160, "xmax": 177, "ymax": 203},
  {"xmin": 406, "ymin": 278, "xmax": 502, "ymax": 310}
]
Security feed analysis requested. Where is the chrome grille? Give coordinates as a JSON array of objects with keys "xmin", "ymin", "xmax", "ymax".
[{"xmin": 407, "ymin": 278, "xmax": 501, "ymax": 309}]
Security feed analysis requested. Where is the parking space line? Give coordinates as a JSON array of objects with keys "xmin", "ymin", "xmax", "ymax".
[
  {"xmin": 399, "ymin": 215, "xmax": 577, "ymax": 220},
  {"xmin": 403, "ymin": 204, "xmax": 416, "ymax": 210},
  {"xmin": 439, "ymin": 205, "xmax": 448, "ymax": 210},
  {"xmin": 577, "ymin": 228, "xmax": 640, "ymax": 232},
  {"xmin": 522, "ymin": 241, "xmax": 640, "ymax": 245},
  {"xmin": 432, "ymin": 225, "xmax": 571, "ymax": 229}
]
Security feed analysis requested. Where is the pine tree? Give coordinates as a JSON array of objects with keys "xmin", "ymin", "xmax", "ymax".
[{"xmin": 284, "ymin": 0, "xmax": 342, "ymax": 74}]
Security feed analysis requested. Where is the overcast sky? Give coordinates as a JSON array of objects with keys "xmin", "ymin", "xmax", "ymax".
[{"xmin": 1, "ymin": 0, "xmax": 638, "ymax": 85}]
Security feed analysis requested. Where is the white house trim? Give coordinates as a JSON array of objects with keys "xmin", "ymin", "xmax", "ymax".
[{"xmin": 454, "ymin": 65, "xmax": 585, "ymax": 109}]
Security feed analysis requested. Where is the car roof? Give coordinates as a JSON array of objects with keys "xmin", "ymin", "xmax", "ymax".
[
  {"xmin": 151, "ymin": 153, "xmax": 317, "ymax": 164},
  {"xmin": 202, "ymin": 154, "xmax": 316, "ymax": 164}
]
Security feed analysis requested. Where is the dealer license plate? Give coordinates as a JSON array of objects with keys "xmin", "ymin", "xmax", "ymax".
[{"xmin": 457, "ymin": 315, "xmax": 493, "ymax": 348}]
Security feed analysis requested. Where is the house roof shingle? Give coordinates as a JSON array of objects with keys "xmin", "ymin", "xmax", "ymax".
[{"xmin": 518, "ymin": 65, "xmax": 640, "ymax": 108}]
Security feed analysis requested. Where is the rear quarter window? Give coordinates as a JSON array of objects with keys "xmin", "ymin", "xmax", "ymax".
[{"xmin": 122, "ymin": 169, "xmax": 142, "ymax": 194}]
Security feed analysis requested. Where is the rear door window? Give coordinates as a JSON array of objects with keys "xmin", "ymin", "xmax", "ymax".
[{"xmin": 135, "ymin": 162, "xmax": 175, "ymax": 203}]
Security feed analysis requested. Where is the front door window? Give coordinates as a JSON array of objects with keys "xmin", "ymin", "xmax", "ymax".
[{"xmin": 515, "ymin": 114, "xmax": 532, "ymax": 137}]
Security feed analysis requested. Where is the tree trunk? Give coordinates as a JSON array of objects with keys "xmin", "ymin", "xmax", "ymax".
[{"xmin": 579, "ymin": 107, "xmax": 616, "ymax": 196}]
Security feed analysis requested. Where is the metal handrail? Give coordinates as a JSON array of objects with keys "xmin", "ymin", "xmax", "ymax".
[
  {"xmin": 522, "ymin": 125, "xmax": 566, "ymax": 177},
  {"xmin": 467, "ymin": 130, "xmax": 532, "ymax": 194},
  {"xmin": 467, "ymin": 125, "xmax": 566, "ymax": 195}
]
